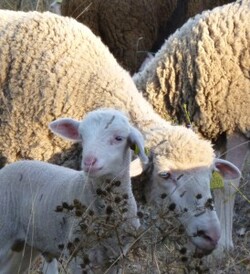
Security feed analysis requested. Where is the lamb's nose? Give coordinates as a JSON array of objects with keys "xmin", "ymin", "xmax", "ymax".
[
  {"xmin": 83, "ymin": 156, "xmax": 97, "ymax": 167},
  {"xmin": 197, "ymin": 229, "xmax": 221, "ymax": 248}
]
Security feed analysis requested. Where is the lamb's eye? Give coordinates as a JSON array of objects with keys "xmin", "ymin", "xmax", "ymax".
[
  {"xmin": 158, "ymin": 171, "xmax": 171, "ymax": 179},
  {"xmin": 115, "ymin": 136, "xmax": 123, "ymax": 141}
]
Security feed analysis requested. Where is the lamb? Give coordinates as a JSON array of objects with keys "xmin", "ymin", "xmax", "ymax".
[
  {"xmin": 133, "ymin": 0, "xmax": 250, "ymax": 252},
  {"xmin": 0, "ymin": 108, "xmax": 148, "ymax": 274},
  {"xmin": 58, "ymin": 0, "xmax": 234, "ymax": 73},
  {"xmin": 0, "ymin": 10, "xmax": 240, "ymax": 259}
]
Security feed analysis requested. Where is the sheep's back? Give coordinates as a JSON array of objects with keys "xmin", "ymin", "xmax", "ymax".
[
  {"xmin": 0, "ymin": 160, "xmax": 84, "ymax": 254},
  {"xmin": 0, "ymin": 11, "xmax": 139, "ymax": 167},
  {"xmin": 135, "ymin": 1, "xmax": 250, "ymax": 140}
]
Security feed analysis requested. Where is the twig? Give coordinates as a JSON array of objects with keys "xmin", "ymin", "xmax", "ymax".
[
  {"xmin": 230, "ymin": 183, "xmax": 250, "ymax": 204},
  {"xmin": 103, "ymin": 225, "xmax": 154, "ymax": 274}
]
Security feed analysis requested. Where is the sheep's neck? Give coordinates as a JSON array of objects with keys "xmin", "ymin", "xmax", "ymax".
[
  {"xmin": 88, "ymin": 175, "xmax": 130, "ymax": 194},
  {"xmin": 124, "ymin": 85, "xmax": 170, "ymax": 142},
  {"xmin": 85, "ymin": 175, "xmax": 133, "ymax": 218},
  {"xmin": 129, "ymin": 108, "xmax": 170, "ymax": 147}
]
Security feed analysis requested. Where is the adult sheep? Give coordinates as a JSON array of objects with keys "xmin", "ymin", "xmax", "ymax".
[
  {"xmin": 58, "ymin": 0, "xmax": 234, "ymax": 73},
  {"xmin": 0, "ymin": 108, "xmax": 148, "ymax": 274},
  {"xmin": 133, "ymin": 0, "xmax": 250, "ymax": 252},
  {"xmin": 0, "ymin": 10, "xmax": 240, "ymax": 259}
]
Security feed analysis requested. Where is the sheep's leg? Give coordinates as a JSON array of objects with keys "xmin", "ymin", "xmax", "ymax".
[
  {"xmin": 68, "ymin": 247, "xmax": 123, "ymax": 274},
  {"xmin": 42, "ymin": 258, "xmax": 59, "ymax": 274},
  {"xmin": 225, "ymin": 133, "xmax": 249, "ymax": 172},
  {"xmin": 214, "ymin": 133, "xmax": 249, "ymax": 252},
  {"xmin": 0, "ymin": 249, "xmax": 20, "ymax": 274},
  {"xmin": 0, "ymin": 244, "xmax": 40, "ymax": 274},
  {"xmin": 0, "ymin": 248, "xmax": 38, "ymax": 274},
  {"xmin": 21, "ymin": 246, "xmax": 41, "ymax": 273},
  {"xmin": 0, "ymin": 240, "xmax": 21, "ymax": 274}
]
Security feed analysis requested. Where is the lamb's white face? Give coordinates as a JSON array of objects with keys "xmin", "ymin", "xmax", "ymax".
[
  {"xmin": 49, "ymin": 108, "xmax": 148, "ymax": 179},
  {"xmin": 78, "ymin": 109, "xmax": 148, "ymax": 178},
  {"xmin": 147, "ymin": 157, "xmax": 221, "ymax": 255},
  {"xmin": 79, "ymin": 112, "xmax": 132, "ymax": 178}
]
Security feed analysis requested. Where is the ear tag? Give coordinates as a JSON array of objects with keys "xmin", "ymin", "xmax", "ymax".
[
  {"xmin": 134, "ymin": 145, "xmax": 140, "ymax": 155},
  {"xmin": 134, "ymin": 145, "xmax": 150, "ymax": 156},
  {"xmin": 210, "ymin": 171, "xmax": 224, "ymax": 189}
]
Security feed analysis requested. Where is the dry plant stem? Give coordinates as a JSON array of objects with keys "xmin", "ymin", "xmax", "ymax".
[
  {"xmin": 153, "ymin": 244, "xmax": 161, "ymax": 274},
  {"xmin": 231, "ymin": 183, "xmax": 250, "ymax": 204},
  {"xmin": 75, "ymin": 2, "xmax": 92, "ymax": 20},
  {"xmin": 103, "ymin": 225, "xmax": 153, "ymax": 274}
]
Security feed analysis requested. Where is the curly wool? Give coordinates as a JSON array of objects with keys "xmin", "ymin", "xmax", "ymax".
[
  {"xmin": 0, "ymin": 10, "xmax": 163, "ymax": 168},
  {"xmin": 60, "ymin": 0, "xmax": 159, "ymax": 73},
  {"xmin": 134, "ymin": 0, "xmax": 250, "ymax": 141},
  {"xmin": 0, "ymin": 10, "xmax": 215, "ymax": 171},
  {"xmin": 60, "ymin": 0, "xmax": 233, "ymax": 74},
  {"xmin": 0, "ymin": 11, "xmax": 134, "ymax": 166},
  {"xmin": 149, "ymin": 126, "xmax": 214, "ymax": 170}
]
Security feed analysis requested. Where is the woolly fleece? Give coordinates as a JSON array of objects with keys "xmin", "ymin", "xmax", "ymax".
[
  {"xmin": 134, "ymin": 0, "xmax": 250, "ymax": 141},
  {"xmin": 0, "ymin": 10, "xmax": 215, "ymax": 171},
  {"xmin": 60, "ymin": 0, "xmax": 233, "ymax": 74}
]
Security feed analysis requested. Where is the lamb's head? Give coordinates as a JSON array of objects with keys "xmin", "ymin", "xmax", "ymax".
[
  {"xmin": 141, "ymin": 126, "xmax": 241, "ymax": 256},
  {"xmin": 49, "ymin": 108, "xmax": 148, "ymax": 179}
]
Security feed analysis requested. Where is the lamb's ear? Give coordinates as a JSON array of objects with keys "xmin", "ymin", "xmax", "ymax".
[
  {"xmin": 214, "ymin": 158, "xmax": 241, "ymax": 180},
  {"xmin": 130, "ymin": 158, "xmax": 144, "ymax": 177},
  {"xmin": 128, "ymin": 126, "xmax": 148, "ymax": 165},
  {"xmin": 49, "ymin": 118, "xmax": 81, "ymax": 142}
]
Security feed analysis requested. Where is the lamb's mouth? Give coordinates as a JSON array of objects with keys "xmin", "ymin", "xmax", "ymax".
[{"xmin": 84, "ymin": 166, "xmax": 103, "ymax": 173}]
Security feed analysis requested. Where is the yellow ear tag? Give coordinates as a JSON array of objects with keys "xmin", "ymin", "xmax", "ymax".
[
  {"xmin": 134, "ymin": 145, "xmax": 140, "ymax": 155},
  {"xmin": 210, "ymin": 171, "xmax": 224, "ymax": 189},
  {"xmin": 134, "ymin": 146, "xmax": 149, "ymax": 156}
]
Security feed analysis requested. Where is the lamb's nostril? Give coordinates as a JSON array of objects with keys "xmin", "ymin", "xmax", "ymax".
[
  {"xmin": 196, "ymin": 229, "xmax": 219, "ymax": 246},
  {"xmin": 203, "ymin": 234, "xmax": 213, "ymax": 242},
  {"xmin": 196, "ymin": 230, "xmax": 206, "ymax": 238},
  {"xmin": 84, "ymin": 156, "xmax": 97, "ymax": 167}
]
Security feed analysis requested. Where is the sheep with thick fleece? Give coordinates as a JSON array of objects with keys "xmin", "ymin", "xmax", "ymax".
[
  {"xmin": 58, "ymin": 0, "xmax": 234, "ymax": 73},
  {"xmin": 0, "ymin": 10, "xmax": 240, "ymax": 258},
  {"xmin": 133, "ymin": 0, "xmax": 250, "ymax": 251},
  {"xmin": 0, "ymin": 108, "xmax": 148, "ymax": 274}
]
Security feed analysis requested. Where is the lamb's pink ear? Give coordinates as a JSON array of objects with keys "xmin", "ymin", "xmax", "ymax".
[
  {"xmin": 214, "ymin": 159, "xmax": 241, "ymax": 180},
  {"xmin": 49, "ymin": 118, "xmax": 81, "ymax": 142}
]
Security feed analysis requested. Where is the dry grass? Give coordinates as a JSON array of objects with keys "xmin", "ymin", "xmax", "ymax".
[
  {"xmin": 1, "ymin": 1, "xmax": 249, "ymax": 273},
  {"xmin": 24, "ymin": 167, "xmax": 249, "ymax": 273}
]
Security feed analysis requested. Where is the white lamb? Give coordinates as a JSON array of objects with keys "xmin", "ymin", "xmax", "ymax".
[
  {"xmin": 0, "ymin": 10, "xmax": 241, "ymax": 262},
  {"xmin": 0, "ymin": 108, "xmax": 148, "ymax": 274}
]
